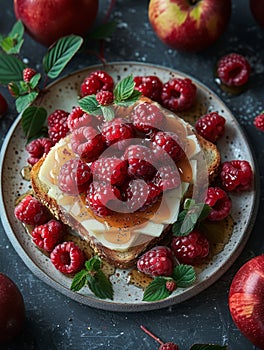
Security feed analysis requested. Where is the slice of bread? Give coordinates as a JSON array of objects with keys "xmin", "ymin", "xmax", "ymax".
[{"xmin": 30, "ymin": 98, "xmax": 221, "ymax": 269}]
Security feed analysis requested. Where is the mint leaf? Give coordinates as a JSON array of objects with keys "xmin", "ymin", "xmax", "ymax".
[
  {"xmin": 172, "ymin": 264, "xmax": 196, "ymax": 288},
  {"xmin": 190, "ymin": 345, "xmax": 227, "ymax": 350},
  {"xmin": 70, "ymin": 270, "xmax": 88, "ymax": 292},
  {"xmin": 78, "ymin": 95, "xmax": 102, "ymax": 115},
  {"xmin": 43, "ymin": 35, "xmax": 83, "ymax": 79},
  {"xmin": 115, "ymin": 89, "xmax": 141, "ymax": 107},
  {"xmin": 101, "ymin": 106, "xmax": 115, "ymax": 121},
  {"xmin": 114, "ymin": 75, "xmax": 135, "ymax": 102},
  {"xmin": 90, "ymin": 21, "xmax": 117, "ymax": 40},
  {"xmin": 16, "ymin": 91, "xmax": 39, "ymax": 113},
  {"xmin": 0, "ymin": 21, "xmax": 24, "ymax": 54},
  {"xmin": 85, "ymin": 255, "xmax": 101, "ymax": 271},
  {"xmin": 29, "ymin": 73, "xmax": 41, "ymax": 89},
  {"xmin": 21, "ymin": 106, "xmax": 47, "ymax": 142},
  {"xmin": 0, "ymin": 53, "xmax": 26, "ymax": 85},
  {"xmin": 143, "ymin": 277, "xmax": 170, "ymax": 302},
  {"xmin": 87, "ymin": 270, "xmax": 113, "ymax": 300}
]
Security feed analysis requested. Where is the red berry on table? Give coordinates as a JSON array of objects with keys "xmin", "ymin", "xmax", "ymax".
[
  {"xmin": 134, "ymin": 75, "xmax": 163, "ymax": 102},
  {"xmin": 50, "ymin": 241, "xmax": 85, "ymax": 274},
  {"xmin": 220, "ymin": 160, "xmax": 253, "ymax": 191},
  {"xmin": 161, "ymin": 78, "xmax": 196, "ymax": 112},
  {"xmin": 14, "ymin": 195, "xmax": 49, "ymax": 226},
  {"xmin": 47, "ymin": 109, "xmax": 70, "ymax": 144},
  {"xmin": 80, "ymin": 70, "xmax": 114, "ymax": 97},
  {"xmin": 125, "ymin": 144, "xmax": 156, "ymax": 180},
  {"xmin": 71, "ymin": 126, "xmax": 105, "ymax": 162},
  {"xmin": 195, "ymin": 112, "xmax": 226, "ymax": 143},
  {"xmin": 26, "ymin": 137, "xmax": 53, "ymax": 165},
  {"xmin": 95, "ymin": 90, "xmax": 114, "ymax": 105},
  {"xmin": 152, "ymin": 131, "xmax": 184, "ymax": 163},
  {"xmin": 67, "ymin": 106, "xmax": 98, "ymax": 131},
  {"xmin": 253, "ymin": 112, "xmax": 264, "ymax": 132},
  {"xmin": 91, "ymin": 157, "xmax": 128, "ymax": 186},
  {"xmin": 137, "ymin": 246, "xmax": 174, "ymax": 277},
  {"xmin": 31, "ymin": 219, "xmax": 65, "ymax": 252},
  {"xmin": 58, "ymin": 158, "xmax": 92, "ymax": 195},
  {"xmin": 171, "ymin": 230, "xmax": 209, "ymax": 265},
  {"xmin": 140, "ymin": 325, "xmax": 179, "ymax": 350},
  {"xmin": 23, "ymin": 67, "xmax": 37, "ymax": 83},
  {"xmin": 205, "ymin": 187, "xmax": 231, "ymax": 221},
  {"xmin": 216, "ymin": 53, "xmax": 251, "ymax": 87},
  {"xmin": 0, "ymin": 93, "xmax": 8, "ymax": 117},
  {"xmin": 131, "ymin": 102, "xmax": 166, "ymax": 133}
]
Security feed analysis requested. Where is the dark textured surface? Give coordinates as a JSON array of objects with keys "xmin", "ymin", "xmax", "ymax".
[{"xmin": 0, "ymin": 0, "xmax": 264, "ymax": 349}]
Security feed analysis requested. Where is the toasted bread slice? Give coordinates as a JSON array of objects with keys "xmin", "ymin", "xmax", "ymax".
[{"xmin": 30, "ymin": 98, "xmax": 221, "ymax": 269}]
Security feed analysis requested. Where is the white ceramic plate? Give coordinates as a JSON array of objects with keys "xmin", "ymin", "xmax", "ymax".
[{"xmin": 0, "ymin": 62, "xmax": 259, "ymax": 311}]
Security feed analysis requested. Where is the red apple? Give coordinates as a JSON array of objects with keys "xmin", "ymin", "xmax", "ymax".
[
  {"xmin": 229, "ymin": 255, "xmax": 264, "ymax": 349},
  {"xmin": 148, "ymin": 0, "xmax": 232, "ymax": 52},
  {"xmin": 14, "ymin": 0, "xmax": 99, "ymax": 46},
  {"xmin": 0, "ymin": 273, "xmax": 25, "ymax": 344},
  {"xmin": 250, "ymin": 0, "xmax": 264, "ymax": 28}
]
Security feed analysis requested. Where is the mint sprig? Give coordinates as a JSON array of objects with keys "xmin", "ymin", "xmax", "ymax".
[
  {"xmin": 143, "ymin": 264, "xmax": 196, "ymax": 302},
  {"xmin": 78, "ymin": 74, "xmax": 141, "ymax": 121},
  {"xmin": 172, "ymin": 199, "xmax": 211, "ymax": 236},
  {"xmin": 70, "ymin": 256, "xmax": 114, "ymax": 300},
  {"xmin": 0, "ymin": 20, "xmax": 24, "ymax": 55}
]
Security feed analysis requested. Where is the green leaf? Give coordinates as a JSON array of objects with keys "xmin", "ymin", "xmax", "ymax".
[
  {"xmin": 114, "ymin": 75, "xmax": 135, "ymax": 102},
  {"xmin": 90, "ymin": 21, "xmax": 117, "ymax": 40},
  {"xmin": 115, "ymin": 89, "xmax": 141, "ymax": 107},
  {"xmin": 143, "ymin": 277, "xmax": 170, "ymax": 302},
  {"xmin": 29, "ymin": 73, "xmax": 41, "ymax": 89},
  {"xmin": 16, "ymin": 91, "xmax": 39, "ymax": 113},
  {"xmin": 43, "ymin": 35, "xmax": 83, "ymax": 79},
  {"xmin": 21, "ymin": 106, "xmax": 47, "ymax": 141},
  {"xmin": 0, "ymin": 53, "xmax": 26, "ymax": 85},
  {"xmin": 184, "ymin": 198, "xmax": 196, "ymax": 210},
  {"xmin": 78, "ymin": 95, "xmax": 102, "ymax": 115},
  {"xmin": 0, "ymin": 21, "xmax": 24, "ymax": 54},
  {"xmin": 70, "ymin": 269, "xmax": 88, "ymax": 292},
  {"xmin": 87, "ymin": 270, "xmax": 114, "ymax": 300},
  {"xmin": 198, "ymin": 204, "xmax": 212, "ymax": 221},
  {"xmin": 172, "ymin": 264, "xmax": 196, "ymax": 288},
  {"xmin": 101, "ymin": 106, "xmax": 115, "ymax": 121},
  {"xmin": 85, "ymin": 255, "xmax": 102, "ymax": 272},
  {"xmin": 190, "ymin": 345, "xmax": 227, "ymax": 350}
]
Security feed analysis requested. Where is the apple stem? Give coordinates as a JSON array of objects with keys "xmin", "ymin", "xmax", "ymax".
[{"xmin": 140, "ymin": 325, "xmax": 164, "ymax": 345}]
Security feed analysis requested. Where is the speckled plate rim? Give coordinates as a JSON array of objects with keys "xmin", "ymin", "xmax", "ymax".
[{"xmin": 0, "ymin": 61, "xmax": 260, "ymax": 312}]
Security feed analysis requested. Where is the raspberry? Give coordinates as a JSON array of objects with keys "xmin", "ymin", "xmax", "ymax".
[
  {"xmin": 152, "ymin": 131, "xmax": 184, "ymax": 163},
  {"xmin": 80, "ymin": 70, "xmax": 114, "ymax": 97},
  {"xmin": 31, "ymin": 219, "xmax": 65, "ymax": 252},
  {"xmin": 216, "ymin": 53, "xmax": 251, "ymax": 87},
  {"xmin": 86, "ymin": 182, "xmax": 122, "ymax": 217},
  {"xmin": 124, "ymin": 144, "xmax": 156, "ymax": 180},
  {"xmin": 124, "ymin": 180, "xmax": 161, "ymax": 212},
  {"xmin": 23, "ymin": 67, "xmax": 37, "ymax": 83},
  {"xmin": 26, "ymin": 137, "xmax": 53, "ymax": 165},
  {"xmin": 159, "ymin": 343, "xmax": 179, "ymax": 350},
  {"xmin": 134, "ymin": 75, "xmax": 163, "ymax": 102},
  {"xmin": 101, "ymin": 118, "xmax": 135, "ymax": 148},
  {"xmin": 95, "ymin": 91, "xmax": 114, "ymax": 106},
  {"xmin": 50, "ymin": 241, "xmax": 85, "ymax": 274},
  {"xmin": 14, "ymin": 195, "xmax": 49, "ymax": 226},
  {"xmin": 161, "ymin": 78, "xmax": 196, "ymax": 112},
  {"xmin": 205, "ymin": 187, "xmax": 231, "ymax": 221},
  {"xmin": 153, "ymin": 165, "xmax": 181, "ymax": 191},
  {"xmin": 165, "ymin": 280, "xmax": 177, "ymax": 292},
  {"xmin": 47, "ymin": 109, "xmax": 70, "ymax": 144},
  {"xmin": 71, "ymin": 126, "xmax": 105, "ymax": 162},
  {"xmin": 254, "ymin": 112, "xmax": 264, "ymax": 132},
  {"xmin": 0, "ymin": 93, "xmax": 8, "ymax": 117},
  {"xmin": 91, "ymin": 157, "xmax": 128, "ymax": 186},
  {"xmin": 67, "ymin": 106, "xmax": 98, "ymax": 131},
  {"xmin": 131, "ymin": 102, "xmax": 165, "ymax": 133},
  {"xmin": 195, "ymin": 112, "xmax": 226, "ymax": 143},
  {"xmin": 220, "ymin": 160, "xmax": 253, "ymax": 191},
  {"xmin": 58, "ymin": 158, "xmax": 92, "ymax": 195},
  {"xmin": 137, "ymin": 246, "xmax": 174, "ymax": 277},
  {"xmin": 171, "ymin": 230, "xmax": 209, "ymax": 265}
]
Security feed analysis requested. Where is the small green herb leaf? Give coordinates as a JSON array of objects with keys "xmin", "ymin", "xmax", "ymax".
[
  {"xmin": 101, "ymin": 106, "xmax": 115, "ymax": 121},
  {"xmin": 43, "ymin": 35, "xmax": 83, "ymax": 79},
  {"xmin": 78, "ymin": 95, "xmax": 102, "ymax": 116},
  {"xmin": 172, "ymin": 264, "xmax": 196, "ymax": 288},
  {"xmin": 70, "ymin": 270, "xmax": 88, "ymax": 292},
  {"xmin": 143, "ymin": 277, "xmax": 170, "ymax": 302},
  {"xmin": 0, "ymin": 21, "xmax": 24, "ymax": 54},
  {"xmin": 21, "ymin": 106, "xmax": 47, "ymax": 142},
  {"xmin": 190, "ymin": 345, "xmax": 227, "ymax": 350},
  {"xmin": 0, "ymin": 53, "xmax": 26, "ymax": 85},
  {"xmin": 87, "ymin": 270, "xmax": 114, "ymax": 300},
  {"xmin": 85, "ymin": 255, "xmax": 102, "ymax": 272},
  {"xmin": 115, "ymin": 89, "xmax": 141, "ymax": 107},
  {"xmin": 90, "ymin": 21, "xmax": 117, "ymax": 40},
  {"xmin": 16, "ymin": 91, "xmax": 39, "ymax": 113},
  {"xmin": 114, "ymin": 75, "xmax": 136, "ymax": 102},
  {"xmin": 29, "ymin": 73, "xmax": 41, "ymax": 89}
]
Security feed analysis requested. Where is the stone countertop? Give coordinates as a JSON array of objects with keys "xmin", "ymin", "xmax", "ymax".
[{"xmin": 0, "ymin": 0, "xmax": 263, "ymax": 349}]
